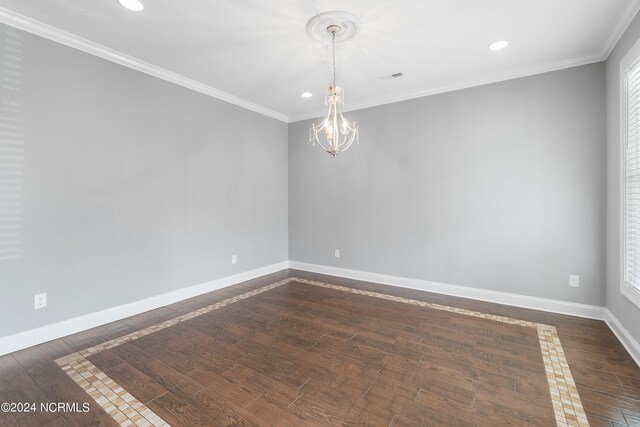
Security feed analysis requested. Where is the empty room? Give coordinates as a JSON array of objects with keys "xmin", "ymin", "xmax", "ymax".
[{"xmin": 1, "ymin": 0, "xmax": 640, "ymax": 426}]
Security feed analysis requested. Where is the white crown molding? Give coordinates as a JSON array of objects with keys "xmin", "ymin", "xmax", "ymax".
[
  {"xmin": 604, "ymin": 309, "xmax": 640, "ymax": 368},
  {"xmin": 0, "ymin": 261, "xmax": 288, "ymax": 356},
  {"xmin": 290, "ymin": 1, "xmax": 640, "ymax": 123},
  {"xmin": 0, "ymin": 7, "xmax": 289, "ymax": 123},
  {"xmin": 289, "ymin": 261, "xmax": 606, "ymax": 320},
  {"xmin": 600, "ymin": 0, "xmax": 640, "ymax": 60},
  {"xmin": 2, "ymin": 2, "xmax": 639, "ymax": 124},
  {"xmin": 289, "ymin": 52, "xmax": 605, "ymax": 122}
]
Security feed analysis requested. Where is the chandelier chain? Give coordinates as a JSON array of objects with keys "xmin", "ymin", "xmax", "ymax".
[{"xmin": 332, "ymin": 31, "xmax": 336, "ymax": 87}]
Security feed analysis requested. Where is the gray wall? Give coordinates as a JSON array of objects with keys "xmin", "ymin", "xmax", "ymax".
[
  {"xmin": 0, "ymin": 17, "xmax": 619, "ymax": 341},
  {"xmin": 0, "ymin": 23, "xmax": 288, "ymax": 338},
  {"xmin": 289, "ymin": 63, "xmax": 606, "ymax": 306},
  {"xmin": 606, "ymin": 12, "xmax": 640, "ymax": 343}
]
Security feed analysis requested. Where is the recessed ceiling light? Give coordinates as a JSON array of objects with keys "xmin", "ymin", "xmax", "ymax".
[
  {"xmin": 118, "ymin": 0, "xmax": 144, "ymax": 11},
  {"xmin": 301, "ymin": 92, "xmax": 313, "ymax": 98},
  {"xmin": 488, "ymin": 40, "xmax": 509, "ymax": 51}
]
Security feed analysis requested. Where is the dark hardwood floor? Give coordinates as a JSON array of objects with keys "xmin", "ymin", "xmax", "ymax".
[{"xmin": 0, "ymin": 269, "xmax": 639, "ymax": 426}]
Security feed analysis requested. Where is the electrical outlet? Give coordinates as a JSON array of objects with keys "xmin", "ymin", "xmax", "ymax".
[
  {"xmin": 569, "ymin": 275, "xmax": 580, "ymax": 288},
  {"xmin": 231, "ymin": 254, "xmax": 237, "ymax": 265},
  {"xmin": 334, "ymin": 249, "xmax": 340, "ymax": 258},
  {"xmin": 34, "ymin": 293, "xmax": 47, "ymax": 309}
]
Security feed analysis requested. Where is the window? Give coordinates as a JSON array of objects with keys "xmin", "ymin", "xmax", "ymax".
[{"xmin": 622, "ymin": 41, "xmax": 640, "ymax": 309}]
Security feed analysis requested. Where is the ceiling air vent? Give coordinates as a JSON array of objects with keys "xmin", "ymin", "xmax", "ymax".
[{"xmin": 378, "ymin": 72, "xmax": 404, "ymax": 81}]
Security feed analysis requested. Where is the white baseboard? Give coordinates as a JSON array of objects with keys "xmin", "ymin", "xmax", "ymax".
[
  {"xmin": 293, "ymin": 261, "xmax": 639, "ymax": 368},
  {"xmin": 7, "ymin": 259, "xmax": 638, "ymax": 368},
  {"xmin": 604, "ymin": 309, "xmax": 640, "ymax": 367},
  {"xmin": 0, "ymin": 261, "xmax": 288, "ymax": 356},
  {"xmin": 289, "ymin": 261, "xmax": 606, "ymax": 320}
]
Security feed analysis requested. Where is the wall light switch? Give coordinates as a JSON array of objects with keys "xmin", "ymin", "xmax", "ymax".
[
  {"xmin": 334, "ymin": 249, "xmax": 340, "ymax": 258},
  {"xmin": 569, "ymin": 275, "xmax": 580, "ymax": 288},
  {"xmin": 231, "ymin": 255, "xmax": 237, "ymax": 265},
  {"xmin": 34, "ymin": 293, "xmax": 47, "ymax": 309}
]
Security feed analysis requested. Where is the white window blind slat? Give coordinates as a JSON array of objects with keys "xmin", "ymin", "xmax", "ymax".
[{"xmin": 624, "ymin": 58, "xmax": 640, "ymax": 293}]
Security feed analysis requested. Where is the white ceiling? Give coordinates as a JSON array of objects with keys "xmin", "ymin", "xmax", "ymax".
[{"xmin": 0, "ymin": 0, "xmax": 639, "ymax": 122}]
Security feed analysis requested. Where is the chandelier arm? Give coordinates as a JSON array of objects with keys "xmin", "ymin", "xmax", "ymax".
[
  {"xmin": 339, "ymin": 128, "xmax": 356, "ymax": 146},
  {"xmin": 316, "ymin": 140, "xmax": 334, "ymax": 154},
  {"xmin": 333, "ymin": 100, "xmax": 339, "ymax": 152},
  {"xmin": 338, "ymin": 119, "xmax": 358, "ymax": 144},
  {"xmin": 338, "ymin": 113, "xmax": 355, "ymax": 129},
  {"xmin": 312, "ymin": 134, "xmax": 334, "ymax": 154},
  {"xmin": 338, "ymin": 130, "xmax": 357, "ymax": 152},
  {"xmin": 338, "ymin": 111, "xmax": 352, "ymax": 123},
  {"xmin": 319, "ymin": 140, "xmax": 337, "ymax": 155},
  {"xmin": 341, "ymin": 123, "xmax": 355, "ymax": 133},
  {"xmin": 311, "ymin": 128, "xmax": 335, "ymax": 153}
]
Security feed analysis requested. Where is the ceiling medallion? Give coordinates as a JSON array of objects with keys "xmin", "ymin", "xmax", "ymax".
[{"xmin": 307, "ymin": 12, "xmax": 361, "ymax": 157}]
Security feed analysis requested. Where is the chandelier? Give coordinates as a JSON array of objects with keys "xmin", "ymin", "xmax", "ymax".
[{"xmin": 309, "ymin": 23, "xmax": 359, "ymax": 156}]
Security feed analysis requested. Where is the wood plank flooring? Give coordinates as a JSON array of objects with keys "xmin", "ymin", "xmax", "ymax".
[{"xmin": 0, "ymin": 269, "xmax": 638, "ymax": 426}]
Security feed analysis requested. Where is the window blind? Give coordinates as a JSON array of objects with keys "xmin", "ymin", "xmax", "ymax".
[{"xmin": 625, "ymin": 58, "xmax": 640, "ymax": 293}]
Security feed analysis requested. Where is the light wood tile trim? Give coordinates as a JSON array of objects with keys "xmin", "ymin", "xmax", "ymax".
[
  {"xmin": 55, "ymin": 278, "xmax": 292, "ymax": 426},
  {"xmin": 295, "ymin": 278, "xmax": 589, "ymax": 427},
  {"xmin": 58, "ymin": 357, "xmax": 166, "ymax": 427},
  {"xmin": 54, "ymin": 277, "xmax": 589, "ymax": 427}
]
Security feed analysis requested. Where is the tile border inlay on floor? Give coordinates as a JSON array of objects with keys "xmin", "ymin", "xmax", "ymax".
[{"xmin": 54, "ymin": 277, "xmax": 589, "ymax": 427}]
